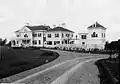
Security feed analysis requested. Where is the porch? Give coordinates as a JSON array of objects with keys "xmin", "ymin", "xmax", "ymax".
[{"xmin": 11, "ymin": 38, "xmax": 31, "ymax": 47}]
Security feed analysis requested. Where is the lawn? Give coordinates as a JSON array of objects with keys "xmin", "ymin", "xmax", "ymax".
[
  {"xmin": 95, "ymin": 57, "xmax": 119, "ymax": 84},
  {"xmin": 0, "ymin": 46, "xmax": 59, "ymax": 79}
]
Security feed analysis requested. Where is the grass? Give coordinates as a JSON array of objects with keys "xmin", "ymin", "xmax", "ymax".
[
  {"xmin": 0, "ymin": 46, "xmax": 59, "ymax": 79},
  {"xmin": 95, "ymin": 57, "xmax": 119, "ymax": 84}
]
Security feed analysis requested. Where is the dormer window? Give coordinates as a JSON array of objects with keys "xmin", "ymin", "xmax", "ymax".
[{"xmin": 91, "ymin": 32, "xmax": 98, "ymax": 37}]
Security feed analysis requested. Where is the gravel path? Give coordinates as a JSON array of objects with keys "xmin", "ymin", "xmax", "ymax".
[
  {"xmin": 66, "ymin": 60, "xmax": 100, "ymax": 84},
  {"xmin": 51, "ymin": 58, "xmax": 104, "ymax": 84}
]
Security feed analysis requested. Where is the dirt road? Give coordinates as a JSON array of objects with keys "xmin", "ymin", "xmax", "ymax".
[{"xmin": 51, "ymin": 58, "xmax": 101, "ymax": 84}]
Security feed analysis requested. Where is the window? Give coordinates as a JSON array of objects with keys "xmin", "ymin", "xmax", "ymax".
[
  {"xmin": 96, "ymin": 34, "xmax": 98, "ymax": 37},
  {"xmin": 43, "ymin": 37, "xmax": 46, "ymax": 41},
  {"xmin": 82, "ymin": 42, "xmax": 85, "ymax": 45},
  {"xmin": 33, "ymin": 40, "xmax": 37, "ymax": 44},
  {"xmin": 104, "ymin": 33, "xmax": 105, "ymax": 37},
  {"xmin": 81, "ymin": 35, "xmax": 86, "ymax": 39},
  {"xmin": 32, "ymin": 33, "xmax": 37, "ymax": 37},
  {"xmin": 54, "ymin": 41, "xmax": 60, "ymax": 45},
  {"xmin": 38, "ymin": 33, "xmax": 41, "ymax": 37},
  {"xmin": 48, "ymin": 34, "xmax": 51, "ymax": 38},
  {"xmin": 66, "ymin": 34, "xmax": 70, "ymax": 38},
  {"xmin": 24, "ymin": 34, "xmax": 28, "ymax": 37},
  {"xmin": 91, "ymin": 32, "xmax": 98, "ymax": 37},
  {"xmin": 39, "ymin": 40, "xmax": 41, "ymax": 44},
  {"xmin": 62, "ymin": 41, "xmax": 64, "ymax": 44},
  {"xmin": 17, "ymin": 41, "xmax": 19, "ymax": 44},
  {"xmin": 47, "ymin": 41, "xmax": 52, "ymax": 45},
  {"xmin": 55, "ymin": 33, "xmax": 59, "ymax": 38},
  {"xmin": 13, "ymin": 40, "xmax": 15, "ymax": 45},
  {"xmin": 102, "ymin": 33, "xmax": 103, "ymax": 37},
  {"xmin": 71, "ymin": 34, "xmax": 73, "ymax": 37},
  {"xmin": 27, "ymin": 40, "xmax": 30, "ymax": 43},
  {"xmin": 64, "ymin": 40, "xmax": 68, "ymax": 44}
]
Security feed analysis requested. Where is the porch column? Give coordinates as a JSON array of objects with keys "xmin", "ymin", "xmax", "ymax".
[
  {"xmin": 11, "ymin": 40, "xmax": 14, "ymax": 47},
  {"xmin": 31, "ymin": 32, "xmax": 33, "ymax": 46},
  {"xmin": 15, "ymin": 40, "xmax": 17, "ymax": 46},
  {"xmin": 68, "ymin": 40, "xmax": 69, "ymax": 44}
]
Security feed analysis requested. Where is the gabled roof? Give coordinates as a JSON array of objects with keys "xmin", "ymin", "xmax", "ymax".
[
  {"xmin": 15, "ymin": 25, "xmax": 51, "ymax": 33},
  {"xmin": 88, "ymin": 22, "xmax": 106, "ymax": 29},
  {"xmin": 47, "ymin": 26, "xmax": 74, "ymax": 33},
  {"xmin": 26, "ymin": 25, "xmax": 51, "ymax": 31},
  {"xmin": 15, "ymin": 30, "xmax": 20, "ymax": 32}
]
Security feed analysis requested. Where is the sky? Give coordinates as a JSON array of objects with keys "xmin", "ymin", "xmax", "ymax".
[{"xmin": 0, "ymin": 0, "xmax": 120, "ymax": 42}]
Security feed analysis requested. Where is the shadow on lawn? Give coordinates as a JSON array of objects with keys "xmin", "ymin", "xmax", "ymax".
[{"xmin": 0, "ymin": 46, "xmax": 59, "ymax": 79}]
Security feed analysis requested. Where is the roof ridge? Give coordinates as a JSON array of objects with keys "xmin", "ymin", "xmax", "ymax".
[
  {"xmin": 88, "ymin": 22, "xmax": 106, "ymax": 29},
  {"xmin": 26, "ymin": 25, "xmax": 51, "ymax": 31},
  {"xmin": 47, "ymin": 26, "xmax": 74, "ymax": 33}
]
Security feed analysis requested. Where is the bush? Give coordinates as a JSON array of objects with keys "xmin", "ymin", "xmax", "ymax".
[
  {"xmin": 40, "ymin": 51, "xmax": 54, "ymax": 56},
  {"xmin": 27, "ymin": 46, "xmax": 40, "ymax": 49},
  {"xmin": 95, "ymin": 59, "xmax": 119, "ymax": 84},
  {"xmin": 12, "ymin": 47, "xmax": 23, "ymax": 49}
]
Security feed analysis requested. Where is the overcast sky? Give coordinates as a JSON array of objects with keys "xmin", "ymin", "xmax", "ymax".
[{"xmin": 0, "ymin": 0, "xmax": 120, "ymax": 42}]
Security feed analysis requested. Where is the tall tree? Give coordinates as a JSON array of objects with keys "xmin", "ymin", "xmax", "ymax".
[{"xmin": 104, "ymin": 41, "xmax": 109, "ymax": 50}]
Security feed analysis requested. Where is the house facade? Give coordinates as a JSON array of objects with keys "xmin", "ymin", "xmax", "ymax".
[
  {"xmin": 74, "ymin": 22, "xmax": 106, "ymax": 49},
  {"xmin": 11, "ymin": 25, "xmax": 74, "ymax": 47},
  {"xmin": 11, "ymin": 25, "xmax": 51, "ymax": 47},
  {"xmin": 11, "ymin": 22, "xmax": 106, "ymax": 49},
  {"xmin": 45, "ymin": 27, "xmax": 74, "ymax": 48}
]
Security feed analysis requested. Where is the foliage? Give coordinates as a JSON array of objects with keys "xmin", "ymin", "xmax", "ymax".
[
  {"xmin": 0, "ymin": 38, "xmax": 7, "ymax": 46},
  {"xmin": 0, "ymin": 46, "xmax": 59, "ymax": 79},
  {"xmin": 104, "ymin": 39, "xmax": 120, "ymax": 51}
]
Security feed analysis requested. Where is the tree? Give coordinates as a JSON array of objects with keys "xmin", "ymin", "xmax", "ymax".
[
  {"xmin": 0, "ymin": 38, "xmax": 7, "ymax": 46},
  {"xmin": 104, "ymin": 39, "xmax": 120, "ymax": 60},
  {"xmin": 104, "ymin": 40, "xmax": 119, "ymax": 51},
  {"xmin": 104, "ymin": 41, "xmax": 109, "ymax": 50},
  {"xmin": 117, "ymin": 39, "xmax": 120, "ymax": 58}
]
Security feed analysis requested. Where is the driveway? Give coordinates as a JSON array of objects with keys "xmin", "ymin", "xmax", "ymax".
[{"xmin": 51, "ymin": 58, "xmax": 102, "ymax": 84}]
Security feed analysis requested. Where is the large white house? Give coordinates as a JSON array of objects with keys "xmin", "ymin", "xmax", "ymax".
[
  {"xmin": 11, "ymin": 25, "xmax": 51, "ymax": 47},
  {"xmin": 11, "ymin": 25, "xmax": 74, "ymax": 47},
  {"xmin": 11, "ymin": 22, "xmax": 106, "ymax": 49}
]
